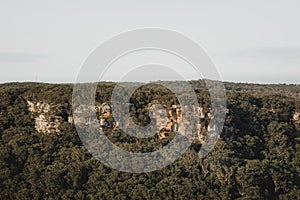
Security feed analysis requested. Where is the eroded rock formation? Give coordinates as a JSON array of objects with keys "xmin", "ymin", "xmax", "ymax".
[
  {"xmin": 27, "ymin": 101, "xmax": 63, "ymax": 134},
  {"xmin": 293, "ymin": 112, "xmax": 300, "ymax": 129},
  {"xmin": 27, "ymin": 100, "xmax": 261, "ymax": 143}
]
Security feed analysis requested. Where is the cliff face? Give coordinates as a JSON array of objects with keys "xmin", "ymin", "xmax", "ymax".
[
  {"xmin": 27, "ymin": 101, "xmax": 63, "ymax": 134},
  {"xmin": 26, "ymin": 98, "xmax": 299, "ymax": 145},
  {"xmin": 27, "ymin": 100, "xmax": 219, "ymax": 142},
  {"xmin": 19, "ymin": 81, "xmax": 299, "ymax": 146}
]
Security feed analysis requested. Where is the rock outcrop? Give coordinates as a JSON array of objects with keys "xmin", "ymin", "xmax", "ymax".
[
  {"xmin": 28, "ymin": 100, "xmax": 221, "ymax": 141},
  {"xmin": 27, "ymin": 99, "xmax": 238, "ymax": 143},
  {"xmin": 293, "ymin": 112, "xmax": 300, "ymax": 129},
  {"xmin": 27, "ymin": 101, "xmax": 63, "ymax": 134}
]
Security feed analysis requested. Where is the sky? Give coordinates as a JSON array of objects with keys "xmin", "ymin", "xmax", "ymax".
[{"xmin": 0, "ymin": 0, "xmax": 299, "ymax": 84}]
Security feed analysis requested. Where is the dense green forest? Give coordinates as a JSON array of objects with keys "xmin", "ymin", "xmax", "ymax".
[{"xmin": 0, "ymin": 81, "xmax": 299, "ymax": 199}]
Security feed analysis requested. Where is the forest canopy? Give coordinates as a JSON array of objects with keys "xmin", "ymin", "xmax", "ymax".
[{"xmin": 0, "ymin": 81, "xmax": 299, "ymax": 200}]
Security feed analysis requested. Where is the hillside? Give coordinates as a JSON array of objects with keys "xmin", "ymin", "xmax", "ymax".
[{"xmin": 0, "ymin": 81, "xmax": 299, "ymax": 199}]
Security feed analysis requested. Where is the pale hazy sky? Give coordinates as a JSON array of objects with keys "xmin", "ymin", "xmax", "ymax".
[{"xmin": 0, "ymin": 0, "xmax": 299, "ymax": 84}]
